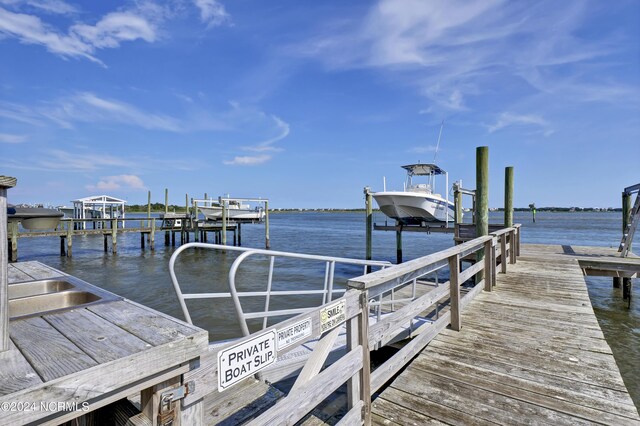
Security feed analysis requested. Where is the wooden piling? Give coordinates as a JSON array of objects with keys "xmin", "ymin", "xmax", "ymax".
[
  {"xmin": 150, "ymin": 219, "xmax": 155, "ymax": 251},
  {"xmin": 164, "ymin": 188, "xmax": 170, "ymax": 246},
  {"xmin": 504, "ymin": 166, "xmax": 513, "ymax": 227},
  {"xmin": 111, "ymin": 218, "xmax": 117, "ymax": 254},
  {"xmin": 476, "ymin": 146, "xmax": 489, "ymax": 281},
  {"xmin": 237, "ymin": 222, "xmax": 242, "ymax": 246},
  {"xmin": 0, "ymin": 175, "xmax": 17, "ymax": 353},
  {"xmin": 365, "ymin": 188, "xmax": 373, "ymax": 268},
  {"xmin": 265, "ymin": 200, "xmax": 271, "ymax": 249},
  {"xmin": 395, "ymin": 220, "xmax": 403, "ymax": 264},
  {"xmin": 454, "ymin": 187, "xmax": 462, "ymax": 224},
  {"xmin": 221, "ymin": 201, "xmax": 227, "ymax": 246},
  {"xmin": 66, "ymin": 220, "xmax": 72, "ymax": 257},
  {"xmin": 621, "ymin": 191, "xmax": 633, "ymax": 294},
  {"xmin": 10, "ymin": 222, "xmax": 18, "ymax": 262}
]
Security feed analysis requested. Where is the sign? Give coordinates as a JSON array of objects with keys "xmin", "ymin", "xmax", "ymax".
[
  {"xmin": 217, "ymin": 330, "xmax": 276, "ymax": 391},
  {"xmin": 319, "ymin": 299, "xmax": 346, "ymax": 333},
  {"xmin": 276, "ymin": 318, "xmax": 312, "ymax": 350}
]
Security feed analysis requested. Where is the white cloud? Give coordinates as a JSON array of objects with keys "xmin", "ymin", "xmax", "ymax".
[
  {"xmin": 293, "ymin": 0, "xmax": 623, "ymax": 114},
  {"xmin": 0, "ymin": 133, "xmax": 27, "ymax": 143},
  {"xmin": 39, "ymin": 149, "xmax": 135, "ymax": 171},
  {"xmin": 45, "ymin": 92, "xmax": 183, "ymax": 131},
  {"xmin": 70, "ymin": 12, "xmax": 156, "ymax": 49},
  {"xmin": 487, "ymin": 112, "xmax": 553, "ymax": 135},
  {"xmin": 242, "ymin": 115, "xmax": 289, "ymax": 152},
  {"xmin": 409, "ymin": 145, "xmax": 438, "ymax": 154},
  {"xmin": 223, "ymin": 154, "xmax": 271, "ymax": 166},
  {"xmin": 86, "ymin": 174, "xmax": 145, "ymax": 191},
  {"xmin": 194, "ymin": 0, "xmax": 230, "ymax": 28},
  {"xmin": 0, "ymin": 0, "xmax": 78, "ymax": 15},
  {"xmin": 0, "ymin": 6, "xmax": 158, "ymax": 64}
]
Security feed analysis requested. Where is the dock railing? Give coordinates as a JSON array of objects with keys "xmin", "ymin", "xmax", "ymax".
[
  {"xmin": 174, "ymin": 226, "xmax": 520, "ymax": 424},
  {"xmin": 169, "ymin": 243, "xmax": 391, "ymax": 336}
]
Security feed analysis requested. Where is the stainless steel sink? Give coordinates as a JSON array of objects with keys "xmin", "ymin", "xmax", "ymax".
[
  {"xmin": 8, "ymin": 276, "xmax": 122, "ymax": 320},
  {"xmin": 8, "ymin": 279, "xmax": 75, "ymax": 299}
]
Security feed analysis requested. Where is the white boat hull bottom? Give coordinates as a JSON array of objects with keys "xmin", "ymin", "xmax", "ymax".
[
  {"xmin": 199, "ymin": 206, "xmax": 265, "ymax": 221},
  {"xmin": 373, "ymin": 192, "xmax": 454, "ymax": 225}
]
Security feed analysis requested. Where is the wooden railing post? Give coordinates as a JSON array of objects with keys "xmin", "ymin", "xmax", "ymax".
[
  {"xmin": 347, "ymin": 292, "xmax": 371, "ymax": 423},
  {"xmin": 1, "ymin": 176, "xmax": 17, "ymax": 353},
  {"xmin": 484, "ymin": 238, "xmax": 494, "ymax": 291},
  {"xmin": 509, "ymin": 229, "xmax": 516, "ymax": 264},
  {"xmin": 448, "ymin": 254, "xmax": 461, "ymax": 331},
  {"xmin": 500, "ymin": 235, "xmax": 507, "ymax": 273}
]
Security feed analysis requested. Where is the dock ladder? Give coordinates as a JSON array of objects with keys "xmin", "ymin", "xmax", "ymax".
[{"xmin": 619, "ymin": 183, "xmax": 640, "ymax": 257}]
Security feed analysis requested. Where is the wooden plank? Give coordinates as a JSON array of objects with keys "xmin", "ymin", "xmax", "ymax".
[
  {"xmin": 1, "ymin": 332, "xmax": 206, "ymax": 425},
  {"xmin": 202, "ymin": 378, "xmax": 283, "ymax": 425},
  {"xmin": 87, "ymin": 300, "xmax": 201, "ymax": 346},
  {"xmin": 10, "ymin": 261, "xmax": 65, "ymax": 280},
  {"xmin": 0, "ymin": 339, "xmax": 43, "ymax": 395},
  {"xmin": 370, "ymin": 312, "xmax": 450, "ymax": 394},
  {"xmin": 373, "ymin": 387, "xmax": 499, "ymax": 426},
  {"xmin": 335, "ymin": 400, "xmax": 363, "ymax": 426},
  {"xmin": 183, "ymin": 290, "xmax": 360, "ymax": 406},
  {"xmin": 44, "ymin": 308, "xmax": 150, "ymax": 363},
  {"xmin": 7, "ymin": 264, "xmax": 32, "ymax": 283},
  {"xmin": 247, "ymin": 346, "xmax": 363, "ymax": 425},
  {"xmin": 412, "ymin": 351, "xmax": 640, "ymax": 422},
  {"xmin": 10, "ymin": 316, "xmax": 97, "ymax": 381},
  {"xmin": 368, "ymin": 282, "xmax": 449, "ymax": 348},
  {"xmin": 291, "ymin": 326, "xmax": 341, "ymax": 392},
  {"xmin": 389, "ymin": 366, "xmax": 598, "ymax": 426}
]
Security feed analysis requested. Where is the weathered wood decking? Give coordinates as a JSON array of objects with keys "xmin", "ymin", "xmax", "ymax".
[{"xmin": 372, "ymin": 244, "xmax": 640, "ymax": 425}]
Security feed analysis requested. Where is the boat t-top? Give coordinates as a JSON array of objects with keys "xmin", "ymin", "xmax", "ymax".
[{"xmin": 372, "ymin": 163, "xmax": 456, "ymax": 225}]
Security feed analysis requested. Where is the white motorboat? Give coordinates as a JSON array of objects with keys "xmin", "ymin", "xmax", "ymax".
[
  {"xmin": 199, "ymin": 200, "xmax": 265, "ymax": 221},
  {"xmin": 372, "ymin": 163, "xmax": 456, "ymax": 225},
  {"xmin": 8, "ymin": 205, "xmax": 64, "ymax": 230}
]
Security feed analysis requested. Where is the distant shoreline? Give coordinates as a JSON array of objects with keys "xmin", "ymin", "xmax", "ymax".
[{"xmin": 124, "ymin": 207, "xmax": 623, "ymax": 214}]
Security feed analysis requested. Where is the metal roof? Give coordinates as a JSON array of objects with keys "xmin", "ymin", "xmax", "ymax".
[
  {"xmin": 401, "ymin": 163, "xmax": 446, "ymax": 176},
  {"xmin": 72, "ymin": 195, "xmax": 127, "ymax": 204}
]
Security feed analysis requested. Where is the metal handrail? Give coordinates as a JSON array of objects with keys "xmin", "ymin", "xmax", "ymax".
[{"xmin": 169, "ymin": 242, "xmax": 391, "ymax": 337}]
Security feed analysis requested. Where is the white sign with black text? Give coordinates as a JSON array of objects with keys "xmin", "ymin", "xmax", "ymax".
[
  {"xmin": 319, "ymin": 299, "xmax": 346, "ymax": 333},
  {"xmin": 217, "ymin": 330, "xmax": 276, "ymax": 392},
  {"xmin": 276, "ymin": 318, "xmax": 312, "ymax": 350}
]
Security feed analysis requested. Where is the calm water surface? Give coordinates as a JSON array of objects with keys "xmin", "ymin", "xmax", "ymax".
[{"xmin": 14, "ymin": 210, "xmax": 639, "ymax": 408}]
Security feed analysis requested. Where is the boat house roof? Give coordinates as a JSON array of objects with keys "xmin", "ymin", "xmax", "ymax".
[
  {"xmin": 402, "ymin": 163, "xmax": 446, "ymax": 176},
  {"xmin": 72, "ymin": 195, "xmax": 127, "ymax": 205}
]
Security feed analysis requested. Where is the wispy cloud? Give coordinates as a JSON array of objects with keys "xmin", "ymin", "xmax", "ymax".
[
  {"xmin": 0, "ymin": 6, "xmax": 159, "ymax": 65},
  {"xmin": 86, "ymin": 174, "xmax": 145, "ymax": 191},
  {"xmin": 224, "ymin": 112, "xmax": 290, "ymax": 166},
  {"xmin": 292, "ymin": 0, "xmax": 626, "ymax": 116},
  {"xmin": 0, "ymin": 133, "xmax": 28, "ymax": 143},
  {"xmin": 223, "ymin": 154, "xmax": 271, "ymax": 166},
  {"xmin": 39, "ymin": 149, "xmax": 136, "ymax": 171},
  {"xmin": 48, "ymin": 92, "xmax": 183, "ymax": 131},
  {"xmin": 0, "ymin": 0, "xmax": 78, "ymax": 15},
  {"xmin": 487, "ymin": 112, "xmax": 553, "ymax": 136},
  {"xmin": 194, "ymin": 0, "xmax": 231, "ymax": 28},
  {"xmin": 409, "ymin": 145, "xmax": 439, "ymax": 154}
]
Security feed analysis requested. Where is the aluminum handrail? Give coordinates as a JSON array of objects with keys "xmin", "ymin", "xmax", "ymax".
[{"xmin": 169, "ymin": 242, "xmax": 391, "ymax": 336}]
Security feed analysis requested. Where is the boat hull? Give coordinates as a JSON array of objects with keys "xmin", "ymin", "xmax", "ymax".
[
  {"xmin": 372, "ymin": 191, "xmax": 455, "ymax": 224},
  {"xmin": 199, "ymin": 206, "xmax": 265, "ymax": 221}
]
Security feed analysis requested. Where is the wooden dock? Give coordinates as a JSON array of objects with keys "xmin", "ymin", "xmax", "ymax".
[{"xmin": 371, "ymin": 243, "xmax": 640, "ymax": 425}]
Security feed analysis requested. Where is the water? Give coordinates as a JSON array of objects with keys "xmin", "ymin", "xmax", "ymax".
[{"xmin": 12, "ymin": 210, "xmax": 639, "ymax": 408}]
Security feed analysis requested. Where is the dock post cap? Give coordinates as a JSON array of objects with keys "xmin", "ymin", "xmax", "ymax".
[{"xmin": 0, "ymin": 176, "xmax": 17, "ymax": 188}]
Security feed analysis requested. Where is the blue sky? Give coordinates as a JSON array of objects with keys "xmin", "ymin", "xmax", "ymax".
[{"xmin": 1, "ymin": 0, "xmax": 639, "ymax": 209}]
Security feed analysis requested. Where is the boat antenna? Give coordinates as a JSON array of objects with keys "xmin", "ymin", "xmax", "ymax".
[{"xmin": 433, "ymin": 120, "xmax": 444, "ymax": 164}]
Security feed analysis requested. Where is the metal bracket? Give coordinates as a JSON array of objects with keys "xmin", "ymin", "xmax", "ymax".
[{"xmin": 158, "ymin": 381, "xmax": 195, "ymax": 426}]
